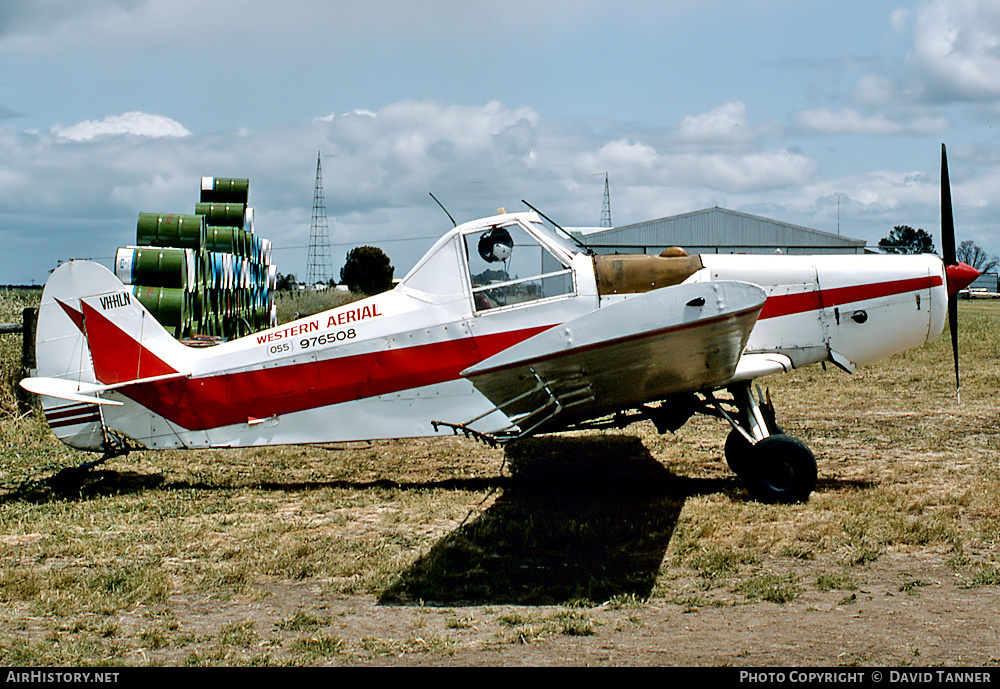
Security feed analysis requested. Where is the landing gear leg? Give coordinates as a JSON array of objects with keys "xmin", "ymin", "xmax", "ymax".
[
  {"xmin": 717, "ymin": 383, "xmax": 776, "ymax": 476},
  {"xmin": 716, "ymin": 382, "xmax": 816, "ymax": 504}
]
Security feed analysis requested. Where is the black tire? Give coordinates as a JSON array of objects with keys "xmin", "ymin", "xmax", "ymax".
[{"xmin": 743, "ymin": 434, "xmax": 817, "ymax": 504}]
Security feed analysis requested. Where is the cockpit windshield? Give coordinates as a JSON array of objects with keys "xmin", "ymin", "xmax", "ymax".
[
  {"xmin": 465, "ymin": 221, "xmax": 575, "ymax": 311},
  {"xmin": 525, "ymin": 217, "xmax": 589, "ymax": 260},
  {"xmin": 399, "ymin": 212, "xmax": 582, "ymax": 308}
]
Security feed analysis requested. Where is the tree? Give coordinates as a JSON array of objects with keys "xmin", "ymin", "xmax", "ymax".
[
  {"xmin": 340, "ymin": 246, "xmax": 394, "ymax": 295},
  {"xmin": 275, "ymin": 272, "xmax": 298, "ymax": 291},
  {"xmin": 878, "ymin": 226, "xmax": 936, "ymax": 255},
  {"xmin": 957, "ymin": 240, "xmax": 998, "ymax": 274}
]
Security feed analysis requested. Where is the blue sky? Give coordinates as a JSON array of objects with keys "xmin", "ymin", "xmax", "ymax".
[{"xmin": 2, "ymin": 0, "xmax": 999, "ymax": 284}]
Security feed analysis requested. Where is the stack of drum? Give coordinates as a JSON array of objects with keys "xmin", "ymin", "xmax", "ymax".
[{"xmin": 114, "ymin": 177, "xmax": 278, "ymax": 340}]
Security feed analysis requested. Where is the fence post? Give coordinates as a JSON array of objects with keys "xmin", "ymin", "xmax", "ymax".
[{"xmin": 18, "ymin": 307, "xmax": 37, "ymax": 414}]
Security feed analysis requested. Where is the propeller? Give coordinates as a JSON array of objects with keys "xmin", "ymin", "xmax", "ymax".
[{"xmin": 940, "ymin": 143, "xmax": 981, "ymax": 402}]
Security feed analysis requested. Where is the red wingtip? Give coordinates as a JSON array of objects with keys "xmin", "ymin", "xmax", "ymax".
[{"xmin": 946, "ymin": 261, "xmax": 980, "ymax": 296}]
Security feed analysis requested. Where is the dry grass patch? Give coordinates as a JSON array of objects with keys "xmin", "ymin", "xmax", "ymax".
[{"xmin": 0, "ymin": 295, "xmax": 998, "ymax": 665}]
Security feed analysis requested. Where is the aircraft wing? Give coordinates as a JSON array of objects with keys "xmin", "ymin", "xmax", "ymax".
[{"xmin": 461, "ymin": 280, "xmax": 767, "ymax": 436}]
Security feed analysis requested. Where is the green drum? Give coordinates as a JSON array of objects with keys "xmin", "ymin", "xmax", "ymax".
[
  {"xmin": 122, "ymin": 173, "xmax": 279, "ymax": 342},
  {"xmin": 116, "ymin": 247, "xmax": 194, "ymax": 291},
  {"xmin": 204, "ymin": 226, "xmax": 238, "ymax": 255},
  {"xmin": 194, "ymin": 202, "xmax": 247, "ymax": 229},
  {"xmin": 131, "ymin": 285, "xmax": 188, "ymax": 331},
  {"xmin": 200, "ymin": 177, "xmax": 249, "ymax": 204},
  {"xmin": 136, "ymin": 213, "xmax": 205, "ymax": 250}
]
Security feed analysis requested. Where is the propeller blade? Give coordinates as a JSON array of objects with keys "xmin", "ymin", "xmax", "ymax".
[
  {"xmin": 949, "ymin": 292, "xmax": 960, "ymax": 402},
  {"xmin": 941, "ymin": 143, "xmax": 956, "ymax": 267},
  {"xmin": 941, "ymin": 143, "xmax": 965, "ymax": 401}
]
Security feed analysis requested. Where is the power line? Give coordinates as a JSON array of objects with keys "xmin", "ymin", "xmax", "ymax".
[
  {"xmin": 272, "ymin": 235, "xmax": 442, "ymax": 251},
  {"xmin": 68, "ymin": 235, "xmax": 443, "ymax": 263}
]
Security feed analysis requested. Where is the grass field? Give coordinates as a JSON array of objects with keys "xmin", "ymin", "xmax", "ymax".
[{"xmin": 0, "ymin": 289, "xmax": 997, "ymax": 666}]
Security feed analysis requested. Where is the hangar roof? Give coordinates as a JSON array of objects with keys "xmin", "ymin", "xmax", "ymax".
[{"xmin": 582, "ymin": 207, "xmax": 867, "ymax": 254}]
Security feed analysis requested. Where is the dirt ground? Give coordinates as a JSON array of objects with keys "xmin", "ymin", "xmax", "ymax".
[{"xmin": 129, "ymin": 552, "xmax": 995, "ymax": 667}]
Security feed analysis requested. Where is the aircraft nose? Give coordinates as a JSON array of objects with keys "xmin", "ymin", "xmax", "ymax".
[{"xmin": 946, "ymin": 261, "xmax": 980, "ymax": 296}]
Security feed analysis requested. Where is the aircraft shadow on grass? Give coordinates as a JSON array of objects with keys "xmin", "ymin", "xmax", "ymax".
[
  {"xmin": 382, "ymin": 434, "xmax": 726, "ymax": 607},
  {"xmin": 1, "ymin": 466, "xmax": 165, "ymax": 504},
  {"xmin": 378, "ymin": 437, "xmax": 871, "ymax": 606}
]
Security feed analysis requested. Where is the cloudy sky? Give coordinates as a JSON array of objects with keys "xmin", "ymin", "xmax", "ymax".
[{"xmin": 2, "ymin": 0, "xmax": 999, "ymax": 285}]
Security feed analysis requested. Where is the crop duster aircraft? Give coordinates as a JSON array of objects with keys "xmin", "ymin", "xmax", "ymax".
[{"xmin": 22, "ymin": 146, "xmax": 980, "ymax": 503}]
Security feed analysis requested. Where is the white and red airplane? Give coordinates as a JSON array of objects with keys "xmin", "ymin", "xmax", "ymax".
[{"xmin": 22, "ymin": 146, "xmax": 979, "ymax": 503}]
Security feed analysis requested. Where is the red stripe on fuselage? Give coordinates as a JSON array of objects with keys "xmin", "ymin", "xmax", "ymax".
[
  {"xmin": 46, "ymin": 405, "xmax": 99, "ymax": 421},
  {"xmin": 117, "ymin": 325, "xmax": 552, "ymax": 431},
  {"xmin": 48, "ymin": 412, "xmax": 102, "ymax": 429},
  {"xmin": 87, "ymin": 274, "xmax": 941, "ymax": 434},
  {"xmin": 45, "ymin": 402, "xmax": 102, "ymax": 429},
  {"xmin": 759, "ymin": 275, "xmax": 942, "ymax": 320}
]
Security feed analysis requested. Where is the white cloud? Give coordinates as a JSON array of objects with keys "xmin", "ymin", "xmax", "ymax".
[
  {"xmin": 0, "ymin": 100, "xmax": 825, "ymax": 283},
  {"xmin": 909, "ymin": 0, "xmax": 1000, "ymax": 102},
  {"xmin": 55, "ymin": 112, "xmax": 191, "ymax": 141},
  {"xmin": 576, "ymin": 109, "xmax": 815, "ymax": 193},
  {"xmin": 839, "ymin": 1, "xmax": 1000, "ymax": 120},
  {"xmin": 314, "ymin": 110, "xmax": 378, "ymax": 122},
  {"xmin": 793, "ymin": 107, "xmax": 946, "ymax": 136},
  {"xmin": 591, "ymin": 139, "xmax": 658, "ymax": 170},
  {"xmin": 672, "ymin": 101, "xmax": 756, "ymax": 146},
  {"xmin": 2, "ymin": 97, "xmax": 998, "ymax": 286},
  {"xmin": 796, "ymin": 108, "xmax": 901, "ymax": 135},
  {"xmin": 891, "ymin": 8, "xmax": 911, "ymax": 33},
  {"xmin": 670, "ymin": 150, "xmax": 818, "ymax": 192},
  {"xmin": 853, "ymin": 74, "xmax": 898, "ymax": 107}
]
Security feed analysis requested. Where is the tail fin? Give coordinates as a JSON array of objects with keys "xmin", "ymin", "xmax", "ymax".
[{"xmin": 30, "ymin": 261, "xmax": 192, "ymax": 451}]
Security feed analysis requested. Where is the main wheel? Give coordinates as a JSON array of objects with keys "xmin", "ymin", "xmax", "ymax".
[{"xmin": 743, "ymin": 434, "xmax": 817, "ymax": 504}]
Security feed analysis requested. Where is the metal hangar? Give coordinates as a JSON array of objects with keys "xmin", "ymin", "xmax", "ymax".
[{"xmin": 581, "ymin": 206, "xmax": 867, "ymax": 256}]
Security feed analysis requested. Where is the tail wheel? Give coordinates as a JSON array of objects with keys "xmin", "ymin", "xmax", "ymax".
[{"xmin": 743, "ymin": 434, "xmax": 817, "ymax": 504}]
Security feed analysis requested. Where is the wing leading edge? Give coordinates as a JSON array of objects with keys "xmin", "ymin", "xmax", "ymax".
[{"xmin": 460, "ymin": 280, "xmax": 767, "ymax": 437}]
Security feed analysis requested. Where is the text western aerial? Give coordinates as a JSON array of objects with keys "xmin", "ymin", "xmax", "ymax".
[{"xmin": 255, "ymin": 303, "xmax": 382, "ymax": 344}]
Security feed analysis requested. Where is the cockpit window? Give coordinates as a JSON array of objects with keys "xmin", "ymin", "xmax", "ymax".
[
  {"xmin": 465, "ymin": 222, "xmax": 574, "ymax": 311},
  {"xmin": 527, "ymin": 219, "xmax": 584, "ymax": 258},
  {"xmin": 401, "ymin": 235, "xmax": 465, "ymax": 296}
]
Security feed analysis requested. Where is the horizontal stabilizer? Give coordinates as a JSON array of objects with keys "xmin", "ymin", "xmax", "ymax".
[
  {"xmin": 21, "ymin": 370, "xmax": 189, "ymax": 406},
  {"xmin": 20, "ymin": 377, "xmax": 123, "ymax": 406}
]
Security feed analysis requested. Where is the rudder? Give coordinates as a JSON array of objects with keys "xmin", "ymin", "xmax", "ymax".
[{"xmin": 33, "ymin": 261, "xmax": 192, "ymax": 451}]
